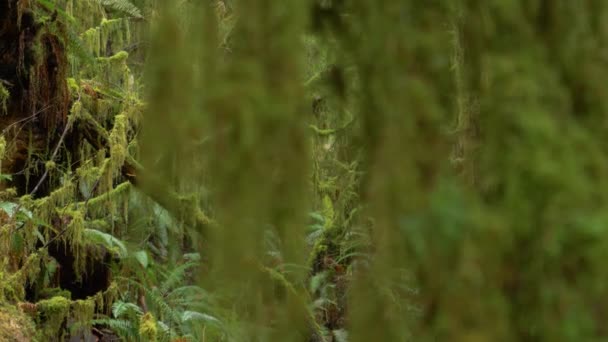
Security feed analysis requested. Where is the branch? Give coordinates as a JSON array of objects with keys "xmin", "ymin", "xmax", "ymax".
[
  {"xmin": 76, "ymin": 111, "xmax": 214, "ymax": 236},
  {"xmin": 29, "ymin": 114, "xmax": 72, "ymax": 196}
]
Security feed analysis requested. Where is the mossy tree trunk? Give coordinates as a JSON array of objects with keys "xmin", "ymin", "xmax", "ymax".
[{"xmin": 0, "ymin": 0, "xmax": 70, "ymax": 195}]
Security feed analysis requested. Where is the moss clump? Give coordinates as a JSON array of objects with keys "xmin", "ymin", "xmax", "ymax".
[
  {"xmin": 108, "ymin": 50, "xmax": 129, "ymax": 63},
  {"xmin": 0, "ymin": 305, "xmax": 36, "ymax": 342},
  {"xmin": 67, "ymin": 78, "xmax": 79, "ymax": 95},
  {"xmin": 39, "ymin": 288, "xmax": 72, "ymax": 300},
  {"xmin": 36, "ymin": 296, "xmax": 71, "ymax": 338},
  {"xmin": 139, "ymin": 312, "xmax": 158, "ymax": 341},
  {"xmin": 44, "ymin": 161, "xmax": 56, "ymax": 170}
]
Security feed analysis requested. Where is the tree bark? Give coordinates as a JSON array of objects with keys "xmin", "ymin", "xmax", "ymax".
[{"xmin": 1, "ymin": 0, "xmax": 70, "ymax": 195}]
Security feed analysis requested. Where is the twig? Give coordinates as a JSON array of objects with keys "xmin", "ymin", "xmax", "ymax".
[{"xmin": 29, "ymin": 116, "xmax": 73, "ymax": 196}]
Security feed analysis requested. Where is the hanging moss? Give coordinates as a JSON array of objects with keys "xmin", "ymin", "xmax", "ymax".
[
  {"xmin": 2, "ymin": 253, "xmax": 41, "ymax": 302},
  {"xmin": 108, "ymin": 114, "xmax": 127, "ymax": 172},
  {"xmin": 0, "ymin": 136, "xmax": 6, "ymax": 174},
  {"xmin": 81, "ymin": 17, "xmax": 131, "ymax": 58},
  {"xmin": 34, "ymin": 182, "xmax": 76, "ymax": 225},
  {"xmin": 71, "ymin": 298, "xmax": 95, "ymax": 332},
  {"xmin": 0, "ymin": 85, "xmax": 9, "ymax": 116},
  {"xmin": 65, "ymin": 209, "xmax": 86, "ymax": 278}
]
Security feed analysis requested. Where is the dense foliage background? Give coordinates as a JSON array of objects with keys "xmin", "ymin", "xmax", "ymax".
[{"xmin": 1, "ymin": 0, "xmax": 608, "ymax": 341}]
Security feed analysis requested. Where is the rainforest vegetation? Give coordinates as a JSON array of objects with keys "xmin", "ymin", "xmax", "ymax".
[{"xmin": 1, "ymin": 0, "xmax": 608, "ymax": 341}]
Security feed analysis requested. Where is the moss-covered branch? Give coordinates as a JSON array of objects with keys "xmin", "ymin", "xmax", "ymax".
[{"xmin": 76, "ymin": 110, "xmax": 214, "ymax": 237}]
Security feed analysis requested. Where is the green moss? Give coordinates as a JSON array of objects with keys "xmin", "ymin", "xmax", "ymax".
[
  {"xmin": 2, "ymin": 253, "xmax": 41, "ymax": 302},
  {"xmin": 321, "ymin": 195, "xmax": 334, "ymax": 229},
  {"xmin": 39, "ymin": 288, "xmax": 71, "ymax": 300},
  {"xmin": 34, "ymin": 182, "xmax": 76, "ymax": 225},
  {"xmin": 71, "ymin": 299, "xmax": 95, "ymax": 333},
  {"xmin": 44, "ymin": 161, "xmax": 56, "ymax": 170},
  {"xmin": 109, "ymin": 114, "xmax": 128, "ymax": 170},
  {"xmin": 36, "ymin": 296, "xmax": 71, "ymax": 338},
  {"xmin": 64, "ymin": 209, "xmax": 96, "ymax": 280},
  {"xmin": 81, "ymin": 17, "xmax": 131, "ymax": 58},
  {"xmin": 108, "ymin": 50, "xmax": 129, "ymax": 63},
  {"xmin": 0, "ymin": 305, "xmax": 36, "ymax": 342},
  {"xmin": 0, "ymin": 136, "xmax": 6, "ymax": 172},
  {"xmin": 0, "ymin": 84, "xmax": 9, "ymax": 115},
  {"xmin": 308, "ymin": 241, "xmax": 328, "ymax": 267},
  {"xmin": 67, "ymin": 77, "xmax": 79, "ymax": 94},
  {"xmin": 139, "ymin": 312, "xmax": 158, "ymax": 341}
]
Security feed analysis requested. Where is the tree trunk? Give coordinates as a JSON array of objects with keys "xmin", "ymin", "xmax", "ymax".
[{"xmin": 0, "ymin": 0, "xmax": 70, "ymax": 195}]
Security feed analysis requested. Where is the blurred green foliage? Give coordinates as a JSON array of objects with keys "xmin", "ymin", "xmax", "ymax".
[{"xmin": 2, "ymin": 0, "xmax": 608, "ymax": 341}]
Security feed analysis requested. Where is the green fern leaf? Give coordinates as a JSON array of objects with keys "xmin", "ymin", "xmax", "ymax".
[
  {"xmin": 112, "ymin": 301, "xmax": 143, "ymax": 319},
  {"xmin": 182, "ymin": 311, "xmax": 221, "ymax": 326},
  {"xmin": 92, "ymin": 318, "xmax": 138, "ymax": 340},
  {"xmin": 96, "ymin": 0, "xmax": 143, "ymax": 18},
  {"xmin": 83, "ymin": 229, "xmax": 128, "ymax": 257},
  {"xmin": 160, "ymin": 261, "xmax": 198, "ymax": 294},
  {"xmin": 132, "ymin": 250, "xmax": 149, "ymax": 268}
]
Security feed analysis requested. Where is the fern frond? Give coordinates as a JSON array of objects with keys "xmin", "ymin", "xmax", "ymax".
[
  {"xmin": 182, "ymin": 311, "xmax": 221, "ymax": 326},
  {"xmin": 96, "ymin": 0, "xmax": 143, "ymax": 18},
  {"xmin": 83, "ymin": 228, "xmax": 128, "ymax": 258},
  {"xmin": 145, "ymin": 286, "xmax": 182, "ymax": 326},
  {"xmin": 165, "ymin": 285, "xmax": 209, "ymax": 305},
  {"xmin": 157, "ymin": 320, "xmax": 179, "ymax": 341},
  {"xmin": 160, "ymin": 261, "xmax": 198, "ymax": 294},
  {"xmin": 92, "ymin": 318, "xmax": 138, "ymax": 340},
  {"xmin": 35, "ymin": 0, "xmax": 76, "ymax": 23},
  {"xmin": 112, "ymin": 300, "xmax": 143, "ymax": 319}
]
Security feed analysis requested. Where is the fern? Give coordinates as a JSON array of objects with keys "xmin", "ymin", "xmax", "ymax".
[
  {"xmin": 165, "ymin": 285, "xmax": 210, "ymax": 307},
  {"xmin": 96, "ymin": 0, "xmax": 143, "ymax": 18},
  {"xmin": 159, "ymin": 261, "xmax": 198, "ymax": 294},
  {"xmin": 34, "ymin": 0, "xmax": 76, "ymax": 23},
  {"xmin": 112, "ymin": 300, "xmax": 143, "ymax": 319},
  {"xmin": 182, "ymin": 311, "xmax": 221, "ymax": 326},
  {"xmin": 145, "ymin": 286, "xmax": 182, "ymax": 325},
  {"xmin": 92, "ymin": 318, "xmax": 139, "ymax": 340},
  {"xmin": 157, "ymin": 321, "xmax": 178, "ymax": 341},
  {"xmin": 83, "ymin": 228, "xmax": 128, "ymax": 258}
]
